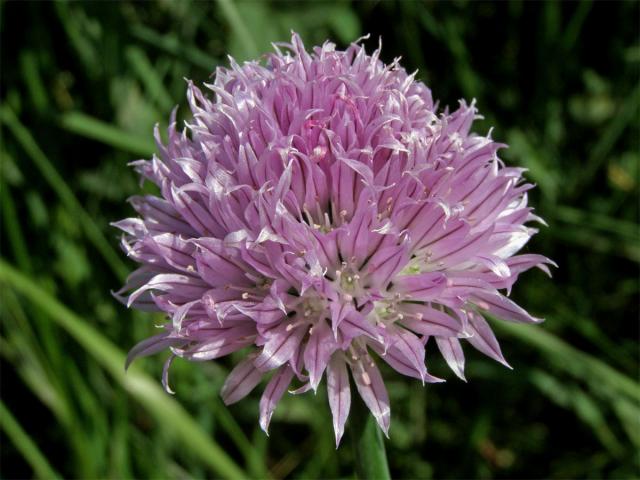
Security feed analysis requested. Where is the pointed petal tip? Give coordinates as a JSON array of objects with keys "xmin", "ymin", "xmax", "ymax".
[
  {"xmin": 220, "ymin": 391, "xmax": 233, "ymax": 406},
  {"xmin": 500, "ymin": 358, "xmax": 514, "ymax": 370},
  {"xmin": 259, "ymin": 418, "xmax": 271, "ymax": 436},
  {"xmin": 124, "ymin": 352, "xmax": 137, "ymax": 371}
]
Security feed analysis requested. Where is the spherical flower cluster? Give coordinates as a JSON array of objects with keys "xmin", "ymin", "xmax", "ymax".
[{"xmin": 114, "ymin": 33, "xmax": 553, "ymax": 445}]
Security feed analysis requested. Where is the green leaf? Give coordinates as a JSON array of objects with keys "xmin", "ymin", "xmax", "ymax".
[{"xmin": 59, "ymin": 111, "xmax": 156, "ymax": 157}]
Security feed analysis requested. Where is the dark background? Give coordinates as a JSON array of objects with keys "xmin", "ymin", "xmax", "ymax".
[{"xmin": 1, "ymin": 1, "xmax": 638, "ymax": 479}]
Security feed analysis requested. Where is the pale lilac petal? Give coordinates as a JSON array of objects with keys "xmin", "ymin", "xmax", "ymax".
[
  {"xmin": 162, "ymin": 354, "xmax": 177, "ymax": 394},
  {"xmin": 391, "ymin": 272, "xmax": 447, "ymax": 301},
  {"xmin": 466, "ymin": 313, "xmax": 512, "ymax": 369},
  {"xmin": 400, "ymin": 304, "xmax": 464, "ymax": 338},
  {"xmin": 370, "ymin": 327, "xmax": 444, "ymax": 384},
  {"xmin": 254, "ymin": 323, "xmax": 307, "ymax": 372},
  {"xmin": 436, "ymin": 337, "xmax": 466, "ymax": 381},
  {"xmin": 365, "ymin": 244, "xmax": 409, "ymax": 289},
  {"xmin": 350, "ymin": 353, "xmax": 391, "ymax": 436},
  {"xmin": 125, "ymin": 332, "xmax": 185, "ymax": 370},
  {"xmin": 304, "ymin": 319, "xmax": 338, "ymax": 391},
  {"xmin": 259, "ymin": 366, "xmax": 295, "ymax": 434},
  {"xmin": 380, "ymin": 326, "xmax": 429, "ymax": 383},
  {"xmin": 472, "ymin": 291, "xmax": 543, "ymax": 324},
  {"xmin": 221, "ymin": 356, "xmax": 264, "ymax": 405},
  {"xmin": 327, "ymin": 355, "xmax": 351, "ymax": 447},
  {"xmin": 330, "ymin": 301, "xmax": 352, "ymax": 338},
  {"xmin": 338, "ymin": 310, "xmax": 384, "ymax": 345}
]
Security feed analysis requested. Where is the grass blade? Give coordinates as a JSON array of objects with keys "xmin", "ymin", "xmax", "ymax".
[
  {"xmin": 59, "ymin": 111, "xmax": 156, "ymax": 158},
  {"xmin": 0, "ymin": 106, "xmax": 129, "ymax": 281},
  {"xmin": 130, "ymin": 25, "xmax": 218, "ymax": 71},
  {"xmin": 495, "ymin": 321, "xmax": 640, "ymax": 402},
  {"xmin": 0, "ymin": 400, "xmax": 62, "ymax": 480},
  {"xmin": 125, "ymin": 46, "xmax": 174, "ymax": 113},
  {"xmin": 0, "ymin": 260, "xmax": 246, "ymax": 480},
  {"xmin": 217, "ymin": 0, "xmax": 260, "ymax": 61}
]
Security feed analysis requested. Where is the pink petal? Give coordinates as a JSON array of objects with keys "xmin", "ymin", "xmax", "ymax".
[
  {"xmin": 221, "ymin": 355, "xmax": 264, "ymax": 405},
  {"xmin": 303, "ymin": 319, "xmax": 337, "ymax": 391},
  {"xmin": 466, "ymin": 312, "xmax": 512, "ymax": 368},
  {"xmin": 125, "ymin": 332, "xmax": 184, "ymax": 370},
  {"xmin": 400, "ymin": 304, "xmax": 463, "ymax": 338},
  {"xmin": 391, "ymin": 272, "xmax": 447, "ymax": 301},
  {"xmin": 254, "ymin": 322, "xmax": 307, "ymax": 372},
  {"xmin": 436, "ymin": 337, "xmax": 466, "ymax": 381},
  {"xmin": 326, "ymin": 356, "xmax": 351, "ymax": 447},
  {"xmin": 259, "ymin": 366, "xmax": 294, "ymax": 434},
  {"xmin": 350, "ymin": 352, "xmax": 391, "ymax": 436},
  {"xmin": 472, "ymin": 291, "xmax": 543, "ymax": 324}
]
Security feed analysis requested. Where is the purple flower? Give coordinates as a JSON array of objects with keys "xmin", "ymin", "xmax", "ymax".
[{"xmin": 114, "ymin": 33, "xmax": 554, "ymax": 445}]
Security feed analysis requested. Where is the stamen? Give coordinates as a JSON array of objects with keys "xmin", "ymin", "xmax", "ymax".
[{"xmin": 302, "ymin": 205, "xmax": 314, "ymax": 226}]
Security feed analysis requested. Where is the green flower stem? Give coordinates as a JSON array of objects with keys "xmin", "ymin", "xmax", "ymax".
[{"xmin": 349, "ymin": 396, "xmax": 391, "ymax": 480}]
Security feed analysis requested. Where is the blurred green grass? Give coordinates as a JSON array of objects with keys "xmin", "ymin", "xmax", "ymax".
[{"xmin": 1, "ymin": 1, "xmax": 638, "ymax": 479}]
